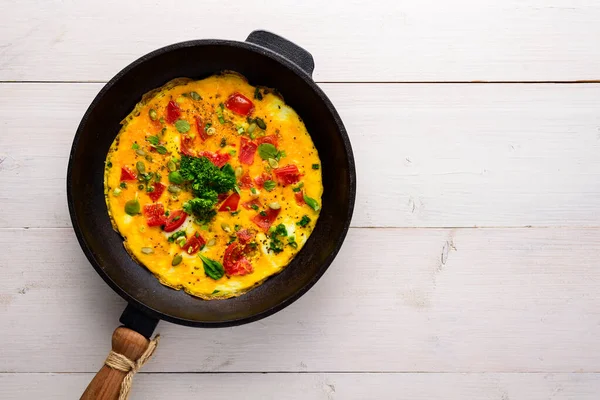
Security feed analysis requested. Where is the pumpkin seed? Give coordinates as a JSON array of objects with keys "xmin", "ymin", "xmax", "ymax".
[{"xmin": 172, "ymin": 254, "xmax": 183, "ymax": 266}]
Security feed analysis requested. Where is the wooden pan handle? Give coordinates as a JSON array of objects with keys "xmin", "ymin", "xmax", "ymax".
[{"xmin": 80, "ymin": 327, "xmax": 152, "ymax": 400}]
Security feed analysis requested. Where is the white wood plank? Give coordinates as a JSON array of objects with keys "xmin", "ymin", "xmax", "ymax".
[
  {"xmin": 1, "ymin": 1, "xmax": 600, "ymax": 82},
  {"xmin": 1, "ymin": 227, "xmax": 599, "ymax": 373},
  {"xmin": 2, "ymin": 83, "xmax": 600, "ymax": 228},
  {"xmin": 2, "ymin": 373, "xmax": 599, "ymax": 400}
]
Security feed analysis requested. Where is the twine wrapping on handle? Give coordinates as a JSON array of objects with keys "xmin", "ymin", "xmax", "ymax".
[{"xmin": 104, "ymin": 335, "xmax": 160, "ymax": 400}]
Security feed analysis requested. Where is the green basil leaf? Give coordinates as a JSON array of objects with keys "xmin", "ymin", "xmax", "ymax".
[
  {"xmin": 257, "ymin": 143, "xmax": 278, "ymax": 160},
  {"xmin": 303, "ymin": 195, "xmax": 320, "ymax": 211},
  {"xmin": 199, "ymin": 255, "xmax": 225, "ymax": 280},
  {"xmin": 264, "ymin": 180, "xmax": 276, "ymax": 192},
  {"xmin": 175, "ymin": 119, "xmax": 191, "ymax": 133}
]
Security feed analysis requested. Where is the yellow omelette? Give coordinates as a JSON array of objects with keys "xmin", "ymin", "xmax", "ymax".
[{"xmin": 104, "ymin": 73, "xmax": 322, "ymax": 299}]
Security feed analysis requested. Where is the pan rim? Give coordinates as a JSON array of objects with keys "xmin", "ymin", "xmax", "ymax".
[{"xmin": 67, "ymin": 38, "xmax": 356, "ymax": 327}]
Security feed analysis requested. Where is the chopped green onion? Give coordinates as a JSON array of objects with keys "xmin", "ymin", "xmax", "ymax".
[
  {"xmin": 251, "ymin": 204, "xmax": 259, "ymax": 211},
  {"xmin": 297, "ymin": 215, "xmax": 311, "ymax": 227},
  {"xmin": 120, "ymin": 182, "xmax": 127, "ymax": 189},
  {"xmin": 112, "ymin": 188, "xmax": 122, "ymax": 197},
  {"xmin": 254, "ymin": 87, "xmax": 263, "ymax": 100},
  {"xmin": 312, "ymin": 164, "xmax": 320, "ymax": 170},
  {"xmin": 303, "ymin": 195, "xmax": 320, "ymax": 211},
  {"xmin": 250, "ymin": 187, "xmax": 257, "ymax": 195}
]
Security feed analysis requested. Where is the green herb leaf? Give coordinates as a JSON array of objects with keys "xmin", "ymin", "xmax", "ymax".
[
  {"xmin": 190, "ymin": 91, "xmax": 202, "ymax": 101},
  {"xmin": 264, "ymin": 180, "xmax": 276, "ymax": 192},
  {"xmin": 303, "ymin": 195, "xmax": 320, "ymax": 211},
  {"xmin": 175, "ymin": 120, "xmax": 191, "ymax": 133},
  {"xmin": 155, "ymin": 145, "xmax": 168, "ymax": 155},
  {"xmin": 167, "ymin": 231, "xmax": 187, "ymax": 243},
  {"xmin": 146, "ymin": 136, "xmax": 159, "ymax": 146},
  {"xmin": 199, "ymin": 255, "xmax": 225, "ymax": 280},
  {"xmin": 251, "ymin": 204, "xmax": 259, "ymax": 211},
  {"xmin": 312, "ymin": 164, "xmax": 320, "ymax": 170},
  {"xmin": 168, "ymin": 171, "xmax": 185, "ymax": 185},
  {"xmin": 258, "ymin": 143, "xmax": 278, "ymax": 160},
  {"xmin": 120, "ymin": 182, "xmax": 127, "ymax": 189},
  {"xmin": 132, "ymin": 143, "xmax": 140, "ymax": 150},
  {"xmin": 124, "ymin": 199, "xmax": 140, "ymax": 216}
]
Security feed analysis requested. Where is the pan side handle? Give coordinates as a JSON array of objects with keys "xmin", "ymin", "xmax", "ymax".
[
  {"xmin": 246, "ymin": 30, "xmax": 315, "ymax": 77},
  {"xmin": 80, "ymin": 305, "xmax": 160, "ymax": 400}
]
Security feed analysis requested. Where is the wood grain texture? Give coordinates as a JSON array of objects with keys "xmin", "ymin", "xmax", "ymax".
[
  {"xmin": 1, "ymin": 1, "xmax": 600, "ymax": 82},
  {"xmin": 2, "ymin": 83, "xmax": 600, "ymax": 228},
  {"xmin": 1, "ymin": 227, "xmax": 599, "ymax": 373},
  {"xmin": 2, "ymin": 373, "xmax": 600, "ymax": 400}
]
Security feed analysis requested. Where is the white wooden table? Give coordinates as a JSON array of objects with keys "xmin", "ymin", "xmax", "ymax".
[{"xmin": 2, "ymin": 1, "xmax": 600, "ymax": 398}]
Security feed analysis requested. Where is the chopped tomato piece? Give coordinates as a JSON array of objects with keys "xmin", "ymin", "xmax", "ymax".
[
  {"xmin": 218, "ymin": 193, "xmax": 240, "ymax": 212},
  {"xmin": 195, "ymin": 116, "xmax": 209, "ymax": 141},
  {"xmin": 242, "ymin": 198, "xmax": 263, "ymax": 210},
  {"xmin": 120, "ymin": 167, "xmax": 137, "ymax": 181},
  {"xmin": 163, "ymin": 210, "xmax": 187, "ymax": 232},
  {"xmin": 198, "ymin": 151, "xmax": 231, "ymax": 168},
  {"xmin": 256, "ymin": 135, "xmax": 278, "ymax": 147},
  {"xmin": 223, "ymin": 242, "xmax": 253, "ymax": 276},
  {"xmin": 239, "ymin": 137, "xmax": 257, "ymax": 165},
  {"xmin": 180, "ymin": 134, "xmax": 196, "ymax": 156},
  {"xmin": 182, "ymin": 232, "xmax": 206, "ymax": 255},
  {"xmin": 274, "ymin": 164, "xmax": 301, "ymax": 186},
  {"xmin": 251, "ymin": 207, "xmax": 281, "ymax": 232},
  {"xmin": 295, "ymin": 190, "xmax": 305, "ymax": 205},
  {"xmin": 254, "ymin": 172, "xmax": 272, "ymax": 188},
  {"xmin": 143, "ymin": 204, "xmax": 166, "ymax": 227},
  {"xmin": 147, "ymin": 182, "xmax": 166, "ymax": 202},
  {"xmin": 217, "ymin": 193, "xmax": 229, "ymax": 204},
  {"xmin": 225, "ymin": 92, "xmax": 255, "ymax": 116},
  {"xmin": 238, "ymin": 172, "xmax": 253, "ymax": 189},
  {"xmin": 165, "ymin": 100, "xmax": 181, "ymax": 124},
  {"xmin": 236, "ymin": 229, "xmax": 256, "ymax": 244}
]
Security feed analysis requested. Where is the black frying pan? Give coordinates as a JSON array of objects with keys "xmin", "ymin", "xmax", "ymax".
[{"xmin": 68, "ymin": 31, "xmax": 355, "ymax": 399}]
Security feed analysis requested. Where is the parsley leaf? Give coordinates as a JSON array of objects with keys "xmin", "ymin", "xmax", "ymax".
[{"xmin": 268, "ymin": 224, "xmax": 288, "ymax": 253}]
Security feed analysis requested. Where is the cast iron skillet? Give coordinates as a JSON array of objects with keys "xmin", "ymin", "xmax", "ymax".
[{"xmin": 68, "ymin": 30, "xmax": 355, "ymax": 399}]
